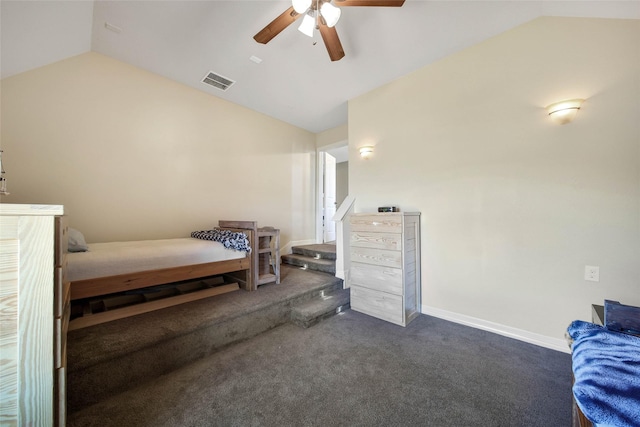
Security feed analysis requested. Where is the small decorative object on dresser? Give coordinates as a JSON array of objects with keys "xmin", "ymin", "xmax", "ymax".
[
  {"xmin": 377, "ymin": 206, "xmax": 399, "ymax": 212},
  {"xmin": 349, "ymin": 212, "xmax": 421, "ymax": 326}
]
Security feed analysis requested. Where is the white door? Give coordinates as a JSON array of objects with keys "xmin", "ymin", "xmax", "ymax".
[{"xmin": 323, "ymin": 153, "xmax": 337, "ymax": 243}]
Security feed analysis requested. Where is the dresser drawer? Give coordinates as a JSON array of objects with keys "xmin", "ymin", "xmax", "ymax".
[
  {"xmin": 351, "ymin": 285, "xmax": 403, "ymax": 325},
  {"xmin": 350, "ymin": 214, "xmax": 402, "ymax": 233},
  {"xmin": 54, "ymin": 302, "xmax": 70, "ymax": 369},
  {"xmin": 351, "ymin": 247, "xmax": 402, "ymax": 268},
  {"xmin": 54, "ymin": 265, "xmax": 70, "ymax": 319},
  {"xmin": 55, "ymin": 216, "xmax": 68, "ymax": 266},
  {"xmin": 350, "ymin": 231, "xmax": 402, "ymax": 251},
  {"xmin": 55, "ymin": 366, "xmax": 66, "ymax": 427},
  {"xmin": 351, "ymin": 262, "xmax": 403, "ymax": 295}
]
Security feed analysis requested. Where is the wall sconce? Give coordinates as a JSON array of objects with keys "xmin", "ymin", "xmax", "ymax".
[
  {"xmin": 359, "ymin": 146, "xmax": 374, "ymax": 159},
  {"xmin": 546, "ymin": 99, "xmax": 584, "ymax": 124}
]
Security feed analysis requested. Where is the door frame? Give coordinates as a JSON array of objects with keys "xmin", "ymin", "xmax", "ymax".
[{"xmin": 316, "ymin": 140, "xmax": 348, "ymax": 243}]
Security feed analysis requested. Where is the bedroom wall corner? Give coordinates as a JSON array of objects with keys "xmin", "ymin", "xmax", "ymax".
[
  {"xmin": 0, "ymin": 52, "xmax": 317, "ymax": 246},
  {"xmin": 348, "ymin": 17, "xmax": 640, "ymax": 344}
]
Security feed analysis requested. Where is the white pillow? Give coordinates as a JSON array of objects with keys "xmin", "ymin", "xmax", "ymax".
[{"xmin": 68, "ymin": 227, "xmax": 89, "ymax": 252}]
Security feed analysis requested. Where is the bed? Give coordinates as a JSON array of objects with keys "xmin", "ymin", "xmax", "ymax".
[
  {"xmin": 567, "ymin": 320, "xmax": 640, "ymax": 427},
  {"xmin": 67, "ymin": 220, "xmax": 260, "ymax": 330}
]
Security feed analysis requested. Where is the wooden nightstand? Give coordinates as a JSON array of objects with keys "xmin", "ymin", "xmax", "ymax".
[{"xmin": 257, "ymin": 227, "xmax": 280, "ymax": 286}]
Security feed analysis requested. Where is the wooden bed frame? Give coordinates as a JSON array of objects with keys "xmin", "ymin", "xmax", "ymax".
[
  {"xmin": 68, "ymin": 220, "xmax": 260, "ymax": 330},
  {"xmin": 572, "ymin": 398, "xmax": 593, "ymax": 427}
]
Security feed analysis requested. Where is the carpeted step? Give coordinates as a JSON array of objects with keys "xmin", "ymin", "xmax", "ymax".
[
  {"xmin": 291, "ymin": 243, "xmax": 336, "ymax": 260},
  {"xmin": 281, "ymin": 253, "xmax": 336, "ymax": 274},
  {"xmin": 66, "ymin": 265, "xmax": 342, "ymax": 414},
  {"xmin": 290, "ymin": 288, "xmax": 350, "ymax": 328}
]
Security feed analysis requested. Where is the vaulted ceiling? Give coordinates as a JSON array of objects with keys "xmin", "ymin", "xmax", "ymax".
[{"xmin": 2, "ymin": 1, "xmax": 638, "ymax": 133}]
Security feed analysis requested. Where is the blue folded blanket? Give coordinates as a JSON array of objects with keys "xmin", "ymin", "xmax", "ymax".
[
  {"xmin": 191, "ymin": 228, "xmax": 251, "ymax": 253},
  {"xmin": 567, "ymin": 320, "xmax": 640, "ymax": 427}
]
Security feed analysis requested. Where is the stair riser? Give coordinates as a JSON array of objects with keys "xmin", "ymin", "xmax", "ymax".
[
  {"xmin": 290, "ymin": 288, "xmax": 350, "ymax": 329},
  {"xmin": 281, "ymin": 255, "xmax": 335, "ymax": 274},
  {"xmin": 291, "ymin": 247, "xmax": 336, "ymax": 260},
  {"xmin": 67, "ymin": 280, "xmax": 342, "ymax": 413},
  {"xmin": 292, "ymin": 303, "xmax": 351, "ymax": 329},
  {"xmin": 307, "ymin": 283, "xmax": 343, "ymax": 299}
]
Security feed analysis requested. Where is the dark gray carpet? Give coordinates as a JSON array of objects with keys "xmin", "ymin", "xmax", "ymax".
[
  {"xmin": 67, "ymin": 310, "xmax": 572, "ymax": 427},
  {"xmin": 66, "ymin": 266, "xmax": 343, "ymax": 411},
  {"xmin": 68, "ymin": 266, "xmax": 342, "ymax": 371}
]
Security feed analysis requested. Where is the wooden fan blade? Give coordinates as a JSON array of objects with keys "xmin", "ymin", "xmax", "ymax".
[
  {"xmin": 318, "ymin": 23, "xmax": 345, "ymax": 62},
  {"xmin": 253, "ymin": 6, "xmax": 302, "ymax": 44},
  {"xmin": 334, "ymin": 0, "xmax": 405, "ymax": 6}
]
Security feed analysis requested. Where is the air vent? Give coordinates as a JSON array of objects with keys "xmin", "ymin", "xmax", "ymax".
[{"xmin": 201, "ymin": 71, "xmax": 235, "ymax": 91}]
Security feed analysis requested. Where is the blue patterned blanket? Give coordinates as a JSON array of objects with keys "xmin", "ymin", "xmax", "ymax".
[
  {"xmin": 191, "ymin": 228, "xmax": 251, "ymax": 253},
  {"xmin": 567, "ymin": 320, "xmax": 640, "ymax": 427}
]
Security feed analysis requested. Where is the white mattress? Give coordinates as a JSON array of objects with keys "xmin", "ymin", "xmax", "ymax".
[{"xmin": 67, "ymin": 238, "xmax": 246, "ymax": 282}]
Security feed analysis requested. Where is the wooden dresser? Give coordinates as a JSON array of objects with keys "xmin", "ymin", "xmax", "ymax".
[
  {"xmin": 349, "ymin": 212, "xmax": 421, "ymax": 327},
  {"xmin": 0, "ymin": 204, "xmax": 68, "ymax": 426},
  {"xmin": 54, "ymin": 215, "xmax": 70, "ymax": 426}
]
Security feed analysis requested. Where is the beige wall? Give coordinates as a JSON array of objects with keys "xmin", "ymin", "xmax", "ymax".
[
  {"xmin": 316, "ymin": 124, "xmax": 347, "ymax": 149},
  {"xmin": 349, "ymin": 17, "xmax": 640, "ymax": 349},
  {"xmin": 1, "ymin": 52, "xmax": 317, "ymax": 245},
  {"xmin": 336, "ymin": 161, "xmax": 349, "ymax": 208}
]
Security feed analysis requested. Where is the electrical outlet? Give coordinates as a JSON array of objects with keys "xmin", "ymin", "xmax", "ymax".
[{"xmin": 585, "ymin": 265, "xmax": 600, "ymax": 282}]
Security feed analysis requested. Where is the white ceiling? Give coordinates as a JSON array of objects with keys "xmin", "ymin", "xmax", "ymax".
[{"xmin": 2, "ymin": 1, "xmax": 639, "ymax": 133}]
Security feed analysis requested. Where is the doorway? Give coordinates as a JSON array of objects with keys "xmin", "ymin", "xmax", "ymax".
[{"xmin": 317, "ymin": 143, "xmax": 348, "ymax": 243}]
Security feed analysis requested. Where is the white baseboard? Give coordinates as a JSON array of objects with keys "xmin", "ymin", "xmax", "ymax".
[{"xmin": 422, "ymin": 305, "xmax": 571, "ymax": 354}]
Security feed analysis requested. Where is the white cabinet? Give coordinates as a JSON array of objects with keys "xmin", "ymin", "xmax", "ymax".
[
  {"xmin": 0, "ymin": 204, "xmax": 66, "ymax": 426},
  {"xmin": 349, "ymin": 212, "xmax": 421, "ymax": 327}
]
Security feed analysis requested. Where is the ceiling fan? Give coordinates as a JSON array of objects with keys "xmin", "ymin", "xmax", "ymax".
[{"xmin": 253, "ymin": 0, "xmax": 406, "ymax": 62}]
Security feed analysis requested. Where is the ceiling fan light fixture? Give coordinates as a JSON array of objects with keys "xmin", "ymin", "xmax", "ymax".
[
  {"xmin": 320, "ymin": 2, "xmax": 341, "ymax": 28},
  {"xmin": 298, "ymin": 13, "xmax": 315, "ymax": 37},
  {"xmin": 292, "ymin": 0, "xmax": 312, "ymax": 14},
  {"xmin": 254, "ymin": 0, "xmax": 405, "ymax": 61}
]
